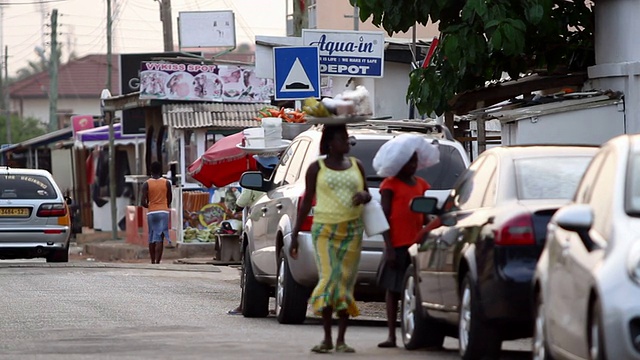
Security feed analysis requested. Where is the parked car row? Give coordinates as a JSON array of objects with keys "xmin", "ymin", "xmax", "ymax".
[
  {"xmin": 406, "ymin": 134, "xmax": 640, "ymax": 360},
  {"xmin": 238, "ymin": 121, "xmax": 471, "ymax": 323}
]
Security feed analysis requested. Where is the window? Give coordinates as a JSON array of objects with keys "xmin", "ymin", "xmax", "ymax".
[
  {"xmin": 626, "ymin": 152, "xmax": 640, "ymax": 214},
  {"xmin": 575, "ymin": 150, "xmax": 607, "ymax": 204},
  {"xmin": 515, "ymin": 156, "xmax": 594, "ymax": 200},
  {"xmin": 589, "ymin": 152, "xmax": 616, "ymax": 236},
  {"xmin": 272, "ymin": 141, "xmax": 299, "ymax": 186},
  {"xmin": 284, "ymin": 140, "xmax": 310, "ymax": 185},
  {"xmin": 0, "ymin": 175, "xmax": 57, "ymax": 199},
  {"xmin": 454, "ymin": 155, "xmax": 496, "ymax": 210}
]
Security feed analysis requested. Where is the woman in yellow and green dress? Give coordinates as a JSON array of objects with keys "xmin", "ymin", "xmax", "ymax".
[{"xmin": 290, "ymin": 124, "xmax": 372, "ymax": 354}]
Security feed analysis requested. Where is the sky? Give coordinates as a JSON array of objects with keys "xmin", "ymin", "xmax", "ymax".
[{"xmin": 1, "ymin": 0, "xmax": 287, "ymax": 77}]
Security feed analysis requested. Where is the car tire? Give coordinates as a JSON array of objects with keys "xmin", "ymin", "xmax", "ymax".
[
  {"xmin": 46, "ymin": 246, "xmax": 69, "ymax": 263},
  {"xmin": 588, "ymin": 298, "xmax": 606, "ymax": 360},
  {"xmin": 532, "ymin": 291, "xmax": 554, "ymax": 360},
  {"xmin": 401, "ymin": 264, "xmax": 445, "ymax": 350},
  {"xmin": 276, "ymin": 251, "xmax": 311, "ymax": 324},
  {"xmin": 459, "ymin": 274, "xmax": 501, "ymax": 360},
  {"xmin": 241, "ymin": 246, "xmax": 270, "ymax": 318}
]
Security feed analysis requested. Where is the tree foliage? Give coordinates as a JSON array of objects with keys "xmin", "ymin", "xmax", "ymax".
[
  {"xmin": 351, "ymin": 0, "xmax": 595, "ymax": 116},
  {"xmin": 0, "ymin": 115, "xmax": 46, "ymax": 145}
]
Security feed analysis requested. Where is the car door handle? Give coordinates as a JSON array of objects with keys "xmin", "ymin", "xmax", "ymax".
[{"xmin": 275, "ymin": 203, "xmax": 283, "ymax": 210}]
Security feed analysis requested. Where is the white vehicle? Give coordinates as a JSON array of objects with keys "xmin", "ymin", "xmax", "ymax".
[{"xmin": 533, "ymin": 134, "xmax": 640, "ymax": 359}]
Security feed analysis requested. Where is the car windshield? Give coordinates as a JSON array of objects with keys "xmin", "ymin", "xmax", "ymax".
[
  {"xmin": 515, "ymin": 156, "xmax": 593, "ymax": 200},
  {"xmin": 0, "ymin": 174, "xmax": 57, "ymax": 199},
  {"xmin": 350, "ymin": 139, "xmax": 467, "ymax": 189}
]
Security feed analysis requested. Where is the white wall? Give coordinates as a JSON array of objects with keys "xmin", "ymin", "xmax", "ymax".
[{"xmin": 11, "ymin": 97, "xmax": 102, "ymax": 125}]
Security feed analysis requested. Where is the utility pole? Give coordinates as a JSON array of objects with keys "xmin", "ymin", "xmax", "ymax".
[
  {"xmin": 292, "ymin": 0, "xmax": 307, "ymax": 36},
  {"xmin": 48, "ymin": 9, "xmax": 59, "ymax": 132},
  {"xmin": 353, "ymin": 5, "xmax": 359, "ymax": 31},
  {"xmin": 107, "ymin": 0, "xmax": 118, "ymax": 240},
  {"xmin": 4, "ymin": 47, "xmax": 9, "ymax": 144},
  {"xmin": 158, "ymin": 0, "xmax": 174, "ymax": 51}
]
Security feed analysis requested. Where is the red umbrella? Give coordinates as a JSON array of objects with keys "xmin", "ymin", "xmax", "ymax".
[{"xmin": 187, "ymin": 132, "xmax": 257, "ymax": 188}]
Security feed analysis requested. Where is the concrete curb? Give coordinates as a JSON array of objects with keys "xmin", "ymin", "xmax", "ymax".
[{"xmin": 0, "ymin": 262, "xmax": 221, "ymax": 272}]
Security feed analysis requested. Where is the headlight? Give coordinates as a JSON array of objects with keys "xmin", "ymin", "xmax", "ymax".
[{"xmin": 627, "ymin": 241, "xmax": 640, "ymax": 284}]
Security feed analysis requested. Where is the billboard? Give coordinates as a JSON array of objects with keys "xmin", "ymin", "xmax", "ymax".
[
  {"xmin": 139, "ymin": 62, "xmax": 274, "ymax": 103},
  {"xmin": 302, "ymin": 29, "xmax": 385, "ymax": 77},
  {"xmin": 178, "ymin": 11, "xmax": 236, "ymax": 49}
]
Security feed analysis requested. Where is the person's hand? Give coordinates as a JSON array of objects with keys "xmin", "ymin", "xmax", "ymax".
[
  {"xmin": 384, "ymin": 246, "xmax": 397, "ymax": 268},
  {"xmin": 290, "ymin": 233, "xmax": 299, "ymax": 259},
  {"xmin": 352, "ymin": 191, "xmax": 371, "ymax": 206}
]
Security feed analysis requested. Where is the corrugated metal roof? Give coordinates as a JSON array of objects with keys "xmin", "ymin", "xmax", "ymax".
[{"xmin": 162, "ymin": 102, "xmax": 265, "ymax": 129}]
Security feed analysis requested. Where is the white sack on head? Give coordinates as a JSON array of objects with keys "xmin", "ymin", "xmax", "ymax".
[{"xmin": 372, "ymin": 134, "xmax": 440, "ymax": 177}]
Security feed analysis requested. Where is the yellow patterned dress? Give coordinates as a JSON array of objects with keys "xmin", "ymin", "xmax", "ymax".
[{"xmin": 309, "ymin": 157, "xmax": 364, "ymax": 317}]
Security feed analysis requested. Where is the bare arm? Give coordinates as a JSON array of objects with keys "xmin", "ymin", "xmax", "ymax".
[
  {"xmin": 352, "ymin": 159, "xmax": 372, "ymax": 205},
  {"xmin": 166, "ymin": 180, "xmax": 173, "ymax": 208},
  {"xmin": 290, "ymin": 161, "xmax": 319, "ymax": 259},
  {"xmin": 140, "ymin": 182, "xmax": 149, "ymax": 208},
  {"xmin": 380, "ymin": 188, "xmax": 394, "ymax": 250}
]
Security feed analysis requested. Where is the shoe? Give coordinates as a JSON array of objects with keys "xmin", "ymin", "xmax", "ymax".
[
  {"xmin": 311, "ymin": 342, "xmax": 333, "ymax": 354},
  {"xmin": 377, "ymin": 340, "xmax": 397, "ymax": 348},
  {"xmin": 227, "ymin": 309, "xmax": 242, "ymax": 315},
  {"xmin": 335, "ymin": 343, "xmax": 355, "ymax": 353}
]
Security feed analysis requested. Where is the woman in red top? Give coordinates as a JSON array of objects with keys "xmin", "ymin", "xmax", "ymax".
[{"xmin": 377, "ymin": 152, "xmax": 431, "ymax": 348}]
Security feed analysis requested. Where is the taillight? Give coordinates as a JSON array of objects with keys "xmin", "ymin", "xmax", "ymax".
[
  {"xmin": 494, "ymin": 214, "xmax": 535, "ymax": 246},
  {"xmin": 37, "ymin": 203, "xmax": 67, "ymax": 217},
  {"xmin": 297, "ymin": 195, "xmax": 316, "ymax": 232}
]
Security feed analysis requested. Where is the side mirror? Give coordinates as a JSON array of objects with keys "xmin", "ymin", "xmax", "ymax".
[
  {"xmin": 64, "ymin": 196, "xmax": 72, "ymax": 205},
  {"xmin": 554, "ymin": 204, "xmax": 598, "ymax": 251},
  {"xmin": 410, "ymin": 196, "xmax": 439, "ymax": 214},
  {"xmin": 240, "ymin": 171, "xmax": 271, "ymax": 192}
]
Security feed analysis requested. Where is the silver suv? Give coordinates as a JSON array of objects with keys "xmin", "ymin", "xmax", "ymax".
[
  {"xmin": 0, "ymin": 167, "xmax": 71, "ymax": 262},
  {"xmin": 239, "ymin": 121, "xmax": 470, "ymax": 324}
]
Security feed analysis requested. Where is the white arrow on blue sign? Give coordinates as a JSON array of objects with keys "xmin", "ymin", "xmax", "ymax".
[{"xmin": 273, "ymin": 46, "xmax": 320, "ymax": 100}]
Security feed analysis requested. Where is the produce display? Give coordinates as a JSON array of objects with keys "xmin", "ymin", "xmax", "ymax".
[{"xmin": 254, "ymin": 106, "xmax": 307, "ymax": 123}]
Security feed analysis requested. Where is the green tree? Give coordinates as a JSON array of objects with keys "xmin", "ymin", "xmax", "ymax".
[
  {"xmin": 0, "ymin": 114, "xmax": 46, "ymax": 145},
  {"xmin": 352, "ymin": 0, "xmax": 595, "ymax": 116}
]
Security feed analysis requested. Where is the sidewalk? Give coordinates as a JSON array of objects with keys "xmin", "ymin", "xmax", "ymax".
[
  {"xmin": 79, "ymin": 240, "xmax": 216, "ymax": 262},
  {"xmin": 0, "ymin": 261, "xmax": 222, "ymax": 272}
]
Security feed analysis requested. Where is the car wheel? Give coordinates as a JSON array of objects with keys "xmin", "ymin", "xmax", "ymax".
[
  {"xmin": 46, "ymin": 247, "xmax": 69, "ymax": 263},
  {"xmin": 275, "ymin": 251, "xmax": 311, "ymax": 324},
  {"xmin": 588, "ymin": 298, "xmax": 606, "ymax": 360},
  {"xmin": 532, "ymin": 291, "xmax": 554, "ymax": 360},
  {"xmin": 459, "ymin": 274, "xmax": 501, "ymax": 360},
  {"xmin": 241, "ymin": 246, "xmax": 270, "ymax": 318},
  {"xmin": 401, "ymin": 264, "xmax": 445, "ymax": 350}
]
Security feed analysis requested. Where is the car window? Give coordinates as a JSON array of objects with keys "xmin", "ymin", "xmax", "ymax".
[
  {"xmin": 350, "ymin": 138, "xmax": 467, "ymax": 189},
  {"xmin": 482, "ymin": 170, "xmax": 498, "ymax": 207},
  {"xmin": 515, "ymin": 156, "xmax": 594, "ymax": 200},
  {"xmin": 284, "ymin": 140, "xmax": 310, "ymax": 185},
  {"xmin": 0, "ymin": 174, "xmax": 57, "ymax": 199},
  {"xmin": 575, "ymin": 150, "xmax": 607, "ymax": 204},
  {"xmin": 272, "ymin": 142, "xmax": 299, "ymax": 187},
  {"xmin": 588, "ymin": 151, "xmax": 616, "ymax": 237},
  {"xmin": 455, "ymin": 155, "xmax": 496, "ymax": 210},
  {"xmin": 626, "ymin": 152, "xmax": 640, "ymax": 214}
]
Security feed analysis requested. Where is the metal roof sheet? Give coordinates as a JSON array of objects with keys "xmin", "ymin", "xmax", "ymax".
[{"xmin": 162, "ymin": 102, "xmax": 265, "ymax": 129}]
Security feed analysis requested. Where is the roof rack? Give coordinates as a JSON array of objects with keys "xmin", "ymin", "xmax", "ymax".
[{"xmin": 348, "ymin": 119, "xmax": 454, "ymax": 141}]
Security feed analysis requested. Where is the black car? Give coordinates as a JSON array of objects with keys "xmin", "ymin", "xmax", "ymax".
[{"xmin": 400, "ymin": 145, "xmax": 597, "ymax": 359}]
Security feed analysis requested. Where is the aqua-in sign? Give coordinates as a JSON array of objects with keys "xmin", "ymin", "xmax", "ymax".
[{"xmin": 303, "ymin": 29, "xmax": 385, "ymax": 78}]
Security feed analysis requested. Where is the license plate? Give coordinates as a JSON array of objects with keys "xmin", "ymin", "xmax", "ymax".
[{"xmin": 0, "ymin": 207, "xmax": 29, "ymax": 217}]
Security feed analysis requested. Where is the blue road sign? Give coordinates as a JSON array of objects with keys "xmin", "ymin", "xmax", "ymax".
[{"xmin": 273, "ymin": 46, "xmax": 320, "ymax": 100}]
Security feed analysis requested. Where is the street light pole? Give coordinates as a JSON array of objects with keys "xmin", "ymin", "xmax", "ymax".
[{"xmin": 106, "ymin": 0, "xmax": 118, "ymax": 240}]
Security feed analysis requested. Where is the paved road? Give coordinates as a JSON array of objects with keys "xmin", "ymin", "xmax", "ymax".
[{"xmin": 0, "ymin": 261, "xmax": 531, "ymax": 359}]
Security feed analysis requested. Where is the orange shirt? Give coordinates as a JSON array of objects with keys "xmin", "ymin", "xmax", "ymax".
[
  {"xmin": 147, "ymin": 178, "xmax": 170, "ymax": 213},
  {"xmin": 381, "ymin": 176, "xmax": 431, "ymax": 248}
]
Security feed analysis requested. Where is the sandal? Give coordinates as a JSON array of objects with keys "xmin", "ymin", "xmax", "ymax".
[
  {"xmin": 377, "ymin": 340, "xmax": 397, "ymax": 348},
  {"xmin": 311, "ymin": 342, "xmax": 333, "ymax": 354},
  {"xmin": 335, "ymin": 343, "xmax": 355, "ymax": 353}
]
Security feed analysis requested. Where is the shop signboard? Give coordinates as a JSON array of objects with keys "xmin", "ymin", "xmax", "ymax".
[
  {"xmin": 302, "ymin": 29, "xmax": 385, "ymax": 78},
  {"xmin": 138, "ymin": 62, "xmax": 274, "ymax": 102}
]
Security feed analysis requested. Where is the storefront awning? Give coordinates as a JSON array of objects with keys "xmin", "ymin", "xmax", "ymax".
[
  {"xmin": 0, "ymin": 127, "xmax": 73, "ymax": 154},
  {"xmin": 162, "ymin": 103, "xmax": 265, "ymax": 129}
]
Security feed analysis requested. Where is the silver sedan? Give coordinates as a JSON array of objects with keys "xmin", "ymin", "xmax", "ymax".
[{"xmin": 533, "ymin": 134, "xmax": 640, "ymax": 360}]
